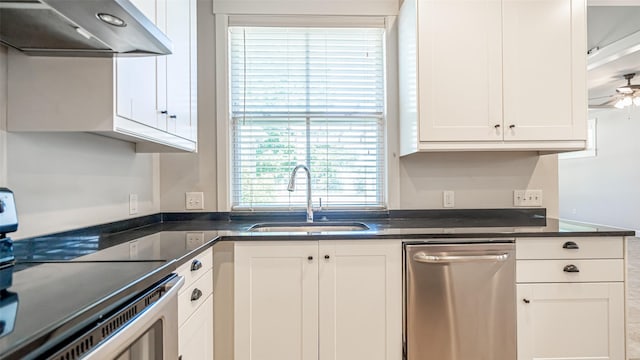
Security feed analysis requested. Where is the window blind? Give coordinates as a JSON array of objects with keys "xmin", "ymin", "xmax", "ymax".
[{"xmin": 229, "ymin": 26, "xmax": 385, "ymax": 210}]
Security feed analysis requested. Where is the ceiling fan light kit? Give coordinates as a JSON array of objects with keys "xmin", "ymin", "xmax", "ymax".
[{"xmin": 613, "ymin": 73, "xmax": 640, "ymax": 109}]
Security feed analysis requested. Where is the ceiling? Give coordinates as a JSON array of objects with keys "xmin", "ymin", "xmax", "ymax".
[{"xmin": 588, "ymin": 6, "xmax": 640, "ymax": 107}]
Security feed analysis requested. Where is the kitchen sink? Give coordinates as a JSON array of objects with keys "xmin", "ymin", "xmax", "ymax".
[{"xmin": 248, "ymin": 222, "xmax": 370, "ymax": 233}]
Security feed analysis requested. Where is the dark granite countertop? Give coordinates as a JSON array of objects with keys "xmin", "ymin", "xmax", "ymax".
[
  {"xmin": 0, "ymin": 261, "xmax": 174, "ymax": 360},
  {"xmin": 3, "ymin": 209, "xmax": 634, "ymax": 359},
  {"xmin": 13, "ymin": 209, "xmax": 635, "ymax": 264}
]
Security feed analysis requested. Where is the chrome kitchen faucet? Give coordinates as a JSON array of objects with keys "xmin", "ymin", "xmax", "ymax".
[{"xmin": 287, "ymin": 165, "xmax": 313, "ymax": 223}]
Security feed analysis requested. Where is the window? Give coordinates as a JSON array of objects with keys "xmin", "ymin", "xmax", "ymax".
[{"xmin": 229, "ymin": 26, "xmax": 386, "ymax": 210}]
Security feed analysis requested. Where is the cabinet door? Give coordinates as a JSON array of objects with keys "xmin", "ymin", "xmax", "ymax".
[
  {"xmin": 166, "ymin": 0, "xmax": 195, "ymax": 140},
  {"xmin": 116, "ymin": 0, "xmax": 158, "ymax": 128},
  {"xmin": 156, "ymin": 0, "xmax": 168, "ymax": 132},
  {"xmin": 318, "ymin": 240, "xmax": 402, "ymax": 360},
  {"xmin": 418, "ymin": 0, "xmax": 503, "ymax": 142},
  {"xmin": 116, "ymin": 58, "xmax": 158, "ymax": 127},
  {"xmin": 503, "ymin": 0, "xmax": 586, "ymax": 141},
  {"xmin": 235, "ymin": 242, "xmax": 319, "ymax": 360},
  {"xmin": 517, "ymin": 283, "xmax": 625, "ymax": 360},
  {"xmin": 179, "ymin": 295, "xmax": 213, "ymax": 360}
]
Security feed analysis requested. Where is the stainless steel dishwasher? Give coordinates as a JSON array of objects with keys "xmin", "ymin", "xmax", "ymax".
[{"xmin": 405, "ymin": 241, "xmax": 516, "ymax": 360}]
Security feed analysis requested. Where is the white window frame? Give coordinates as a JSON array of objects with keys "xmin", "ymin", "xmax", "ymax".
[{"xmin": 215, "ymin": 14, "xmax": 400, "ymax": 211}]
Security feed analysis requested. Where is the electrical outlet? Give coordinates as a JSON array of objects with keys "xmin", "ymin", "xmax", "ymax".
[
  {"xmin": 129, "ymin": 194, "xmax": 138, "ymax": 215},
  {"xmin": 513, "ymin": 189, "xmax": 543, "ymax": 207},
  {"xmin": 443, "ymin": 190, "xmax": 455, "ymax": 208},
  {"xmin": 185, "ymin": 192, "xmax": 204, "ymax": 210},
  {"xmin": 186, "ymin": 232, "xmax": 205, "ymax": 250}
]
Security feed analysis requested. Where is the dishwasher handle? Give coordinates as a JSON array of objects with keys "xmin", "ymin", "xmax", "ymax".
[{"xmin": 413, "ymin": 252, "xmax": 510, "ymax": 263}]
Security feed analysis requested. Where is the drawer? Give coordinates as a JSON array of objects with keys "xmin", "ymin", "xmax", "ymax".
[
  {"xmin": 177, "ymin": 248, "xmax": 213, "ymax": 289},
  {"xmin": 516, "ymin": 237, "xmax": 623, "ymax": 260},
  {"xmin": 517, "ymin": 259, "xmax": 624, "ymax": 283},
  {"xmin": 179, "ymin": 268, "xmax": 213, "ymax": 327}
]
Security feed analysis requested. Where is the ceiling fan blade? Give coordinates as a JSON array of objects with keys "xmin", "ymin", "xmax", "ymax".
[
  {"xmin": 588, "ymin": 95, "xmax": 619, "ymax": 109},
  {"xmin": 588, "ymin": 94, "xmax": 614, "ymax": 101},
  {"xmin": 588, "ymin": 104, "xmax": 615, "ymax": 109}
]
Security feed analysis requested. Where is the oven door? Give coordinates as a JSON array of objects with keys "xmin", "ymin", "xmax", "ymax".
[{"xmin": 51, "ymin": 274, "xmax": 184, "ymax": 360}]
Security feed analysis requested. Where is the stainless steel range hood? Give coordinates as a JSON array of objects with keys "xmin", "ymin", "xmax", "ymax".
[{"xmin": 0, "ymin": 0, "xmax": 172, "ymax": 57}]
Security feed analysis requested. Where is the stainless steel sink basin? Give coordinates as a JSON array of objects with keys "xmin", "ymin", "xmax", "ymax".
[{"xmin": 248, "ymin": 222, "xmax": 370, "ymax": 233}]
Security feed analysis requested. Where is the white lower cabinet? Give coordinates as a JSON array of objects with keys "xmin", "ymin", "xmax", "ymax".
[
  {"xmin": 179, "ymin": 295, "xmax": 214, "ymax": 360},
  {"xmin": 517, "ymin": 283, "xmax": 625, "ymax": 360},
  {"xmin": 177, "ymin": 249, "xmax": 214, "ymax": 360},
  {"xmin": 234, "ymin": 240, "xmax": 402, "ymax": 360},
  {"xmin": 515, "ymin": 237, "xmax": 626, "ymax": 360},
  {"xmin": 235, "ymin": 242, "xmax": 319, "ymax": 360}
]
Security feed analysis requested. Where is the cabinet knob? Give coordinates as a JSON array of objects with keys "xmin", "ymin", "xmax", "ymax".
[
  {"xmin": 191, "ymin": 259, "xmax": 203, "ymax": 271},
  {"xmin": 324, "ymin": 254, "xmax": 330, "ymax": 260},
  {"xmin": 160, "ymin": 110, "xmax": 168, "ymax": 114},
  {"xmin": 494, "ymin": 124, "xmax": 500, "ymax": 129},
  {"xmin": 191, "ymin": 288, "xmax": 203, "ymax": 301},
  {"xmin": 563, "ymin": 264, "xmax": 580, "ymax": 273},
  {"xmin": 509, "ymin": 124, "xmax": 516, "ymax": 129},
  {"xmin": 523, "ymin": 298, "xmax": 530, "ymax": 304},
  {"xmin": 308, "ymin": 256, "xmax": 313, "ymax": 261},
  {"xmin": 169, "ymin": 114, "xmax": 177, "ymax": 119},
  {"xmin": 562, "ymin": 241, "xmax": 579, "ymax": 250}
]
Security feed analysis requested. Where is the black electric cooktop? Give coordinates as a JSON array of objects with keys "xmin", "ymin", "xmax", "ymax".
[
  {"xmin": 13, "ymin": 230, "xmax": 219, "ymax": 265},
  {"xmin": 0, "ymin": 261, "xmax": 172, "ymax": 360}
]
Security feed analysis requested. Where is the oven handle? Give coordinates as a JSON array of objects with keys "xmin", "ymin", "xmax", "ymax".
[
  {"xmin": 413, "ymin": 253, "xmax": 510, "ymax": 263},
  {"xmin": 83, "ymin": 275, "xmax": 184, "ymax": 360}
]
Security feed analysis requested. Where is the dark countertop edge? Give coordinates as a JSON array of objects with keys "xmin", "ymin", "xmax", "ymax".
[{"xmin": 220, "ymin": 230, "xmax": 636, "ymax": 241}]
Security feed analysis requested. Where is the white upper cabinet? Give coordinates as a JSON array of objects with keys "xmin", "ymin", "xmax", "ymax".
[
  {"xmin": 398, "ymin": 0, "xmax": 587, "ymax": 154},
  {"xmin": 6, "ymin": 0, "xmax": 197, "ymax": 152},
  {"xmin": 165, "ymin": 0, "xmax": 197, "ymax": 142},
  {"xmin": 417, "ymin": 0, "xmax": 503, "ymax": 143}
]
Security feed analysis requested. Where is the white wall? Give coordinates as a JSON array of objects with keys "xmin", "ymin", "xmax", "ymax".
[
  {"xmin": 399, "ymin": 152, "xmax": 558, "ymax": 217},
  {"xmin": 559, "ymin": 109, "xmax": 640, "ymax": 231},
  {"xmin": 0, "ymin": 47, "xmax": 160, "ymax": 240}
]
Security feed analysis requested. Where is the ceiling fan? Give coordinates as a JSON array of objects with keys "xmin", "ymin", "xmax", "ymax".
[{"xmin": 590, "ymin": 73, "xmax": 640, "ymax": 109}]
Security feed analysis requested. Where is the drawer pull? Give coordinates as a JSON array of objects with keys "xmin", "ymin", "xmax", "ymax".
[
  {"xmin": 523, "ymin": 298, "xmax": 530, "ymax": 304},
  {"xmin": 191, "ymin": 288, "xmax": 203, "ymax": 301},
  {"xmin": 562, "ymin": 241, "xmax": 580, "ymax": 250},
  {"xmin": 191, "ymin": 259, "xmax": 203, "ymax": 272},
  {"xmin": 563, "ymin": 264, "xmax": 580, "ymax": 273}
]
